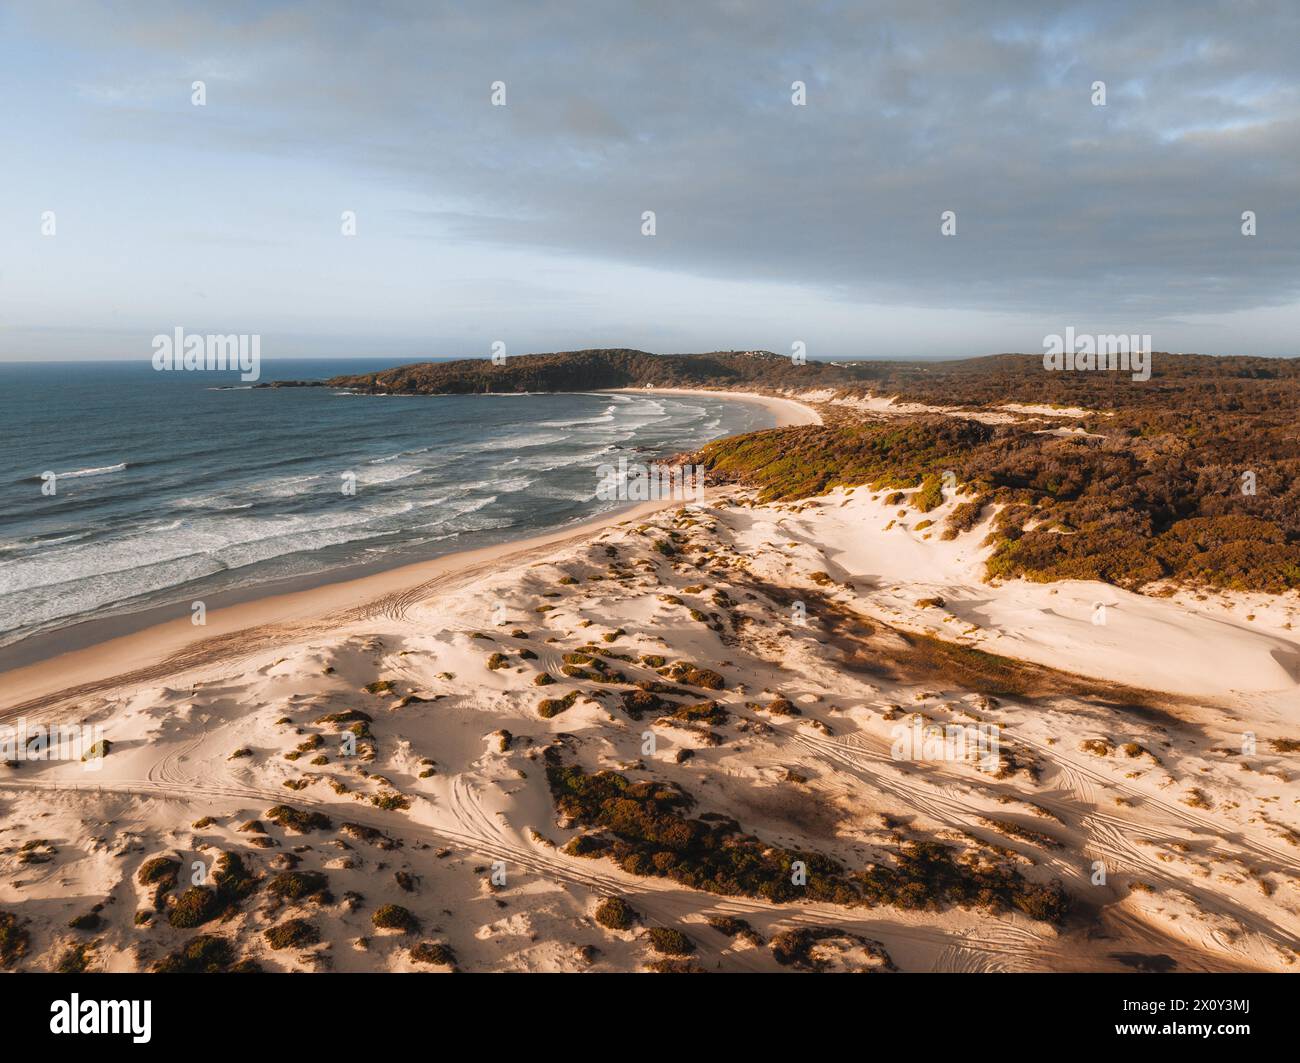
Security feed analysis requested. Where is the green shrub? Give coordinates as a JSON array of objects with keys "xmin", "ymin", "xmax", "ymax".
[
  {"xmin": 538, "ymin": 690, "xmax": 581, "ymax": 718},
  {"xmin": 168, "ymin": 886, "xmax": 222, "ymax": 929},
  {"xmin": 372, "ymin": 904, "xmax": 419, "ymax": 933},
  {"xmin": 769, "ymin": 927, "xmax": 891, "ymax": 970},
  {"xmin": 314, "ymin": 710, "xmax": 373, "ymax": 726},
  {"xmin": 913, "ymin": 474, "xmax": 945, "ymax": 512},
  {"xmin": 699, "ymin": 403, "xmax": 1300, "ymax": 594},
  {"xmin": 671, "ymin": 701, "xmax": 728, "ymax": 725},
  {"xmin": 212, "ymin": 851, "xmax": 260, "ymax": 905},
  {"xmin": 56, "ymin": 944, "xmax": 94, "ymax": 974},
  {"xmin": 138, "ymin": 856, "xmax": 180, "ymax": 887},
  {"xmin": 646, "ymin": 927, "xmax": 695, "ymax": 955},
  {"xmin": 340, "ymin": 822, "xmax": 402, "ymax": 849},
  {"xmin": 410, "ymin": 941, "xmax": 456, "ymax": 966},
  {"xmin": 706, "ymin": 915, "xmax": 762, "ymax": 944},
  {"xmin": 267, "ymin": 870, "xmax": 332, "ymax": 904},
  {"xmin": 546, "ymin": 755, "xmax": 1068, "ymax": 923},
  {"xmin": 264, "ymin": 918, "xmax": 321, "ymax": 950},
  {"xmin": 154, "ymin": 934, "xmax": 236, "ymax": 973},
  {"xmin": 264, "ymin": 805, "xmax": 332, "ymax": 833},
  {"xmin": 657, "ymin": 662, "xmax": 725, "ymax": 690},
  {"xmin": 594, "ymin": 896, "xmax": 638, "ymax": 930},
  {"xmin": 0, "ymin": 911, "xmax": 29, "ymax": 968}
]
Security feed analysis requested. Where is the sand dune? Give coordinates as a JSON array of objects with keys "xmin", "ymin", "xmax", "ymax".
[
  {"xmin": 3, "ymin": 458, "xmax": 1298, "ymax": 972},
  {"xmin": 791, "ymin": 488, "xmax": 1300, "ymax": 701}
]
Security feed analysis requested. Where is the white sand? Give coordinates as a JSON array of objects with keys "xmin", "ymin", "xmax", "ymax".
[
  {"xmin": 605, "ymin": 386, "xmax": 823, "ymax": 426},
  {"xmin": 3, "ymin": 391, "xmax": 1299, "ymax": 975},
  {"xmin": 785, "ymin": 486, "xmax": 1300, "ymax": 702},
  {"xmin": 0, "ymin": 389, "xmax": 820, "ymax": 712}
]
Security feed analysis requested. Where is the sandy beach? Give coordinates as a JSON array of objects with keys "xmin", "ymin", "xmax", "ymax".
[
  {"xmin": 605, "ymin": 386, "xmax": 823, "ymax": 428},
  {"xmin": 0, "ymin": 388, "xmax": 818, "ymax": 711},
  {"xmin": 3, "ymin": 389, "xmax": 1299, "ymax": 972}
]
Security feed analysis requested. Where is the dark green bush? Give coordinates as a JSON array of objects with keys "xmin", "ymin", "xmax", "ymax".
[
  {"xmin": 264, "ymin": 918, "xmax": 321, "ymax": 950},
  {"xmin": 409, "ymin": 941, "xmax": 456, "ymax": 966},
  {"xmin": 154, "ymin": 934, "xmax": 236, "ymax": 973},
  {"xmin": 646, "ymin": 927, "xmax": 695, "ymax": 955},
  {"xmin": 593, "ymin": 896, "xmax": 638, "ymax": 930},
  {"xmin": 264, "ymin": 805, "xmax": 332, "ymax": 833},
  {"xmin": 267, "ymin": 870, "xmax": 332, "ymax": 904},
  {"xmin": 0, "ymin": 911, "xmax": 29, "ymax": 968},
  {"xmin": 372, "ymin": 904, "xmax": 419, "ymax": 933}
]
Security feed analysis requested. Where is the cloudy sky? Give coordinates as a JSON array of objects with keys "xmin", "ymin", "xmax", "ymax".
[{"xmin": 1, "ymin": 0, "xmax": 1297, "ymax": 361}]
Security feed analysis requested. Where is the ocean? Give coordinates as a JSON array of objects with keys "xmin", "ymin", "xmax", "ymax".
[{"xmin": 0, "ymin": 359, "xmax": 770, "ymax": 658}]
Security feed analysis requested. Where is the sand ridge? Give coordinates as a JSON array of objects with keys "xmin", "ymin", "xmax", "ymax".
[{"xmin": 2, "ymin": 472, "xmax": 1297, "ymax": 973}]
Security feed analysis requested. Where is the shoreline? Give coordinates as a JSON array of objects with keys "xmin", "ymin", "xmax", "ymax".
[
  {"xmin": 0, "ymin": 389, "xmax": 821, "ymax": 707},
  {"xmin": 0, "ymin": 497, "xmax": 681, "ymax": 713},
  {"xmin": 2, "ymin": 390, "xmax": 1296, "ymax": 974},
  {"xmin": 602, "ymin": 386, "xmax": 823, "ymax": 427}
]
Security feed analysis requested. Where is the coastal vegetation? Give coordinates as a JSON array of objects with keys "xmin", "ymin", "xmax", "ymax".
[
  {"xmin": 372, "ymin": 904, "xmax": 420, "ymax": 932},
  {"xmin": 594, "ymin": 896, "xmax": 638, "ymax": 930},
  {"xmin": 153, "ymin": 934, "xmax": 258, "ymax": 974},
  {"xmin": 265, "ymin": 806, "xmax": 333, "ymax": 833},
  {"xmin": 300, "ymin": 347, "xmax": 1300, "ymax": 592},
  {"xmin": 546, "ymin": 752, "xmax": 1068, "ymax": 922},
  {"xmin": 409, "ymin": 941, "xmax": 457, "ymax": 967},
  {"xmin": 697, "ymin": 412, "xmax": 1300, "ymax": 593},
  {"xmin": 0, "ymin": 911, "xmax": 29, "ymax": 968},
  {"xmin": 267, "ymin": 870, "xmax": 332, "ymax": 904},
  {"xmin": 317, "ymin": 348, "xmax": 847, "ymax": 395},
  {"xmin": 265, "ymin": 918, "xmax": 321, "ymax": 950}
]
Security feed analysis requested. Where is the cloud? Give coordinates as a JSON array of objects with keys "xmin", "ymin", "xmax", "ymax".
[{"xmin": 10, "ymin": 0, "xmax": 1300, "ymax": 326}]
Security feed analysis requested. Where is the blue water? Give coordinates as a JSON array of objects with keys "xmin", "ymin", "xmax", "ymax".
[{"xmin": 0, "ymin": 359, "xmax": 770, "ymax": 652}]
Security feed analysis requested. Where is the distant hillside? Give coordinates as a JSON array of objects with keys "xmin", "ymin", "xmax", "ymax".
[
  {"xmin": 315, "ymin": 347, "xmax": 1300, "ymax": 415},
  {"xmin": 322, "ymin": 348, "xmax": 863, "ymax": 394}
]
